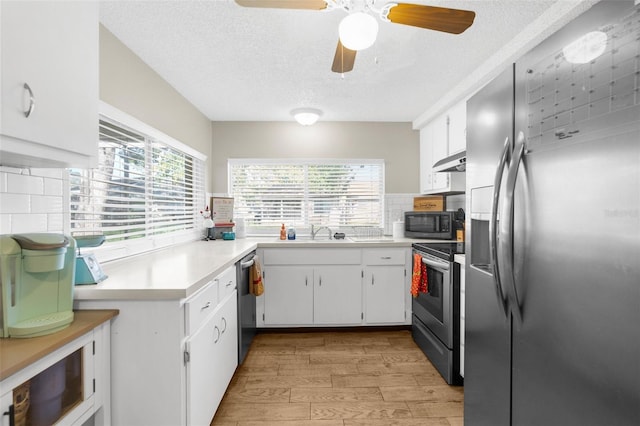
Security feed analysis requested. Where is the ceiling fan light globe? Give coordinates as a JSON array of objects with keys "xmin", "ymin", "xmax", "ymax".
[{"xmin": 339, "ymin": 12, "xmax": 378, "ymax": 51}]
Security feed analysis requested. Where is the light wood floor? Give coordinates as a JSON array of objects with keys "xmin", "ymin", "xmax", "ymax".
[{"xmin": 211, "ymin": 329, "xmax": 463, "ymax": 426}]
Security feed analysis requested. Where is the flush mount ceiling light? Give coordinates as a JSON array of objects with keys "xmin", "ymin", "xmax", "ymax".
[
  {"xmin": 339, "ymin": 12, "xmax": 379, "ymax": 51},
  {"xmin": 291, "ymin": 108, "xmax": 323, "ymax": 126},
  {"xmin": 563, "ymin": 31, "xmax": 608, "ymax": 64}
]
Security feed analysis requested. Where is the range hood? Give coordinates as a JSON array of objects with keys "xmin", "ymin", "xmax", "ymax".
[{"xmin": 433, "ymin": 150, "xmax": 466, "ymax": 172}]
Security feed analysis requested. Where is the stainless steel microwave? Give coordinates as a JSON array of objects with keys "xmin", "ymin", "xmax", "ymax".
[{"xmin": 404, "ymin": 211, "xmax": 455, "ymax": 239}]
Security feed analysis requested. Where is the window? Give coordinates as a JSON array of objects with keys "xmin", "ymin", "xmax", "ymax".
[
  {"xmin": 228, "ymin": 159, "xmax": 384, "ymax": 234},
  {"xmin": 70, "ymin": 105, "xmax": 206, "ymax": 260}
]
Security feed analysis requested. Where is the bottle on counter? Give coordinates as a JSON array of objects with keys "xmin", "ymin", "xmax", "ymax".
[
  {"xmin": 287, "ymin": 226, "xmax": 296, "ymax": 240},
  {"xmin": 280, "ymin": 224, "xmax": 286, "ymax": 240}
]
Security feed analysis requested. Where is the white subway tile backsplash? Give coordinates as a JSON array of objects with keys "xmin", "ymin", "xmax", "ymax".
[
  {"xmin": 30, "ymin": 168, "xmax": 64, "ymax": 179},
  {"xmin": 0, "ymin": 214, "xmax": 11, "ymax": 234},
  {"xmin": 11, "ymin": 214, "xmax": 48, "ymax": 233},
  {"xmin": 44, "ymin": 178, "xmax": 64, "ymax": 196},
  {"xmin": 0, "ymin": 193, "xmax": 31, "ymax": 214},
  {"xmin": 7, "ymin": 173, "xmax": 44, "ymax": 195},
  {"xmin": 31, "ymin": 195, "xmax": 63, "ymax": 214},
  {"xmin": 47, "ymin": 213, "xmax": 65, "ymax": 233},
  {"xmin": 0, "ymin": 173, "xmax": 7, "ymax": 192},
  {"xmin": 384, "ymin": 193, "xmax": 417, "ymax": 235},
  {"xmin": 0, "ymin": 167, "xmax": 68, "ymax": 234}
]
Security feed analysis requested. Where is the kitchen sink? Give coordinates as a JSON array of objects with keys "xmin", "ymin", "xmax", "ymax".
[{"xmin": 275, "ymin": 236, "xmax": 352, "ymax": 243}]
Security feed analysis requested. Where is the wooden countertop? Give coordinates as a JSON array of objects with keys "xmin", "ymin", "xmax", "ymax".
[{"xmin": 0, "ymin": 309, "xmax": 119, "ymax": 381}]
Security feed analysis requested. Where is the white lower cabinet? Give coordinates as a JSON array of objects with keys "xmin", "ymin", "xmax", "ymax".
[
  {"xmin": 186, "ymin": 290, "xmax": 237, "ymax": 426},
  {"xmin": 364, "ymin": 266, "xmax": 406, "ymax": 324},
  {"xmin": 363, "ymin": 248, "xmax": 410, "ymax": 324},
  {"xmin": 76, "ymin": 265, "xmax": 238, "ymax": 425},
  {"xmin": 313, "ymin": 266, "xmax": 362, "ymax": 325},
  {"xmin": 261, "ymin": 264, "xmax": 361, "ymax": 326},
  {"xmin": 258, "ymin": 247, "xmax": 410, "ymax": 327},
  {"xmin": 263, "ymin": 266, "xmax": 313, "ymax": 325}
]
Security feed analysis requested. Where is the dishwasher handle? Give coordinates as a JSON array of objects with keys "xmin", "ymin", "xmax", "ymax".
[{"xmin": 240, "ymin": 253, "xmax": 257, "ymax": 269}]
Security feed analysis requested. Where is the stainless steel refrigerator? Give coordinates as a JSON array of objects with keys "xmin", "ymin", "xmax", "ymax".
[{"xmin": 465, "ymin": 1, "xmax": 640, "ymax": 425}]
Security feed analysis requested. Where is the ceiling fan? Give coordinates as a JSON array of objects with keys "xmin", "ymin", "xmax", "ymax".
[{"xmin": 235, "ymin": 0, "xmax": 475, "ymax": 73}]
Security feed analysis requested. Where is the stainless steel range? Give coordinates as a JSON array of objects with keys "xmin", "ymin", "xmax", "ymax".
[{"xmin": 411, "ymin": 242, "xmax": 464, "ymax": 385}]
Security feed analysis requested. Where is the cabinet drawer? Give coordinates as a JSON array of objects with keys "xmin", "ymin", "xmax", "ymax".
[
  {"xmin": 185, "ymin": 280, "xmax": 219, "ymax": 334},
  {"xmin": 263, "ymin": 248, "xmax": 361, "ymax": 265},
  {"xmin": 217, "ymin": 265, "xmax": 237, "ymax": 301},
  {"xmin": 363, "ymin": 248, "xmax": 406, "ymax": 265}
]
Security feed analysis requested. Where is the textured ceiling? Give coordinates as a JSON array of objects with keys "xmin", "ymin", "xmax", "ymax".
[{"xmin": 99, "ymin": 0, "xmax": 594, "ymax": 125}]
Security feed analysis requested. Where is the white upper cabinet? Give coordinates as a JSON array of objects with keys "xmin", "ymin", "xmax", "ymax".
[
  {"xmin": 448, "ymin": 100, "xmax": 467, "ymax": 155},
  {"xmin": 419, "ymin": 99, "xmax": 467, "ymax": 194},
  {"xmin": 0, "ymin": 1, "xmax": 98, "ymax": 168}
]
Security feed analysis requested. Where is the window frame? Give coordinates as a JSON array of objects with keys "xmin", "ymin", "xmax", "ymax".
[
  {"xmin": 228, "ymin": 158, "xmax": 385, "ymax": 236},
  {"xmin": 69, "ymin": 102, "xmax": 207, "ymax": 262}
]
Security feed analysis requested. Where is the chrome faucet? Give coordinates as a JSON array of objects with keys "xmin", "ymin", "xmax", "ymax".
[{"xmin": 310, "ymin": 225, "xmax": 332, "ymax": 240}]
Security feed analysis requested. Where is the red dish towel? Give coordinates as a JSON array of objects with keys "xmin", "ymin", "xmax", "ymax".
[
  {"xmin": 411, "ymin": 253, "xmax": 422, "ymax": 297},
  {"xmin": 420, "ymin": 262, "xmax": 429, "ymax": 294}
]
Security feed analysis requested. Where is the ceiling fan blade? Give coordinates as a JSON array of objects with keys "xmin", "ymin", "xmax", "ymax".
[
  {"xmin": 331, "ymin": 40, "xmax": 357, "ymax": 73},
  {"xmin": 386, "ymin": 3, "xmax": 475, "ymax": 34},
  {"xmin": 235, "ymin": 0, "xmax": 327, "ymax": 10}
]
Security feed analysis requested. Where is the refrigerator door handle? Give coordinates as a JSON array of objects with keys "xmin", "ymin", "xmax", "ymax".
[
  {"xmin": 489, "ymin": 137, "xmax": 511, "ymax": 317},
  {"xmin": 499, "ymin": 132, "xmax": 526, "ymax": 324}
]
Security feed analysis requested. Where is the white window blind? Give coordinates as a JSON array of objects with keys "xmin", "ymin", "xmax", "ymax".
[
  {"xmin": 70, "ymin": 116, "xmax": 206, "ymax": 256},
  {"xmin": 228, "ymin": 159, "xmax": 384, "ymax": 233}
]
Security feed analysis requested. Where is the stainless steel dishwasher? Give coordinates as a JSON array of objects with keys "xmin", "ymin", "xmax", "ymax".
[{"xmin": 236, "ymin": 251, "xmax": 257, "ymax": 364}]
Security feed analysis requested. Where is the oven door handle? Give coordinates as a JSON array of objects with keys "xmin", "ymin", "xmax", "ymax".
[
  {"xmin": 421, "ymin": 257, "xmax": 449, "ymax": 271},
  {"xmin": 490, "ymin": 137, "xmax": 511, "ymax": 318},
  {"xmin": 499, "ymin": 132, "xmax": 525, "ymax": 325}
]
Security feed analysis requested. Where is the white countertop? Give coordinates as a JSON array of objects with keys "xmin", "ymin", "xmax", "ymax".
[
  {"xmin": 74, "ymin": 236, "xmax": 435, "ymax": 301},
  {"xmin": 74, "ymin": 239, "xmax": 257, "ymax": 301}
]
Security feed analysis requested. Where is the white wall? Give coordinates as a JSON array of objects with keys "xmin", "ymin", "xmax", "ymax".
[{"xmin": 99, "ymin": 25, "xmax": 213, "ymax": 185}]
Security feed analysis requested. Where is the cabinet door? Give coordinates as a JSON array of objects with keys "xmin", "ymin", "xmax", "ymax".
[
  {"xmin": 364, "ymin": 266, "xmax": 406, "ymax": 324},
  {"xmin": 419, "ymin": 125, "xmax": 434, "ymax": 193},
  {"xmin": 313, "ymin": 266, "xmax": 362, "ymax": 325},
  {"xmin": 430, "ymin": 114, "xmax": 451, "ymax": 192},
  {"xmin": 0, "ymin": 1, "xmax": 98, "ymax": 167},
  {"xmin": 263, "ymin": 266, "xmax": 313, "ymax": 325},
  {"xmin": 448, "ymin": 101, "xmax": 467, "ymax": 155},
  {"xmin": 186, "ymin": 292, "xmax": 238, "ymax": 426},
  {"xmin": 186, "ymin": 311, "xmax": 219, "ymax": 426},
  {"xmin": 216, "ymin": 292, "xmax": 238, "ymax": 399}
]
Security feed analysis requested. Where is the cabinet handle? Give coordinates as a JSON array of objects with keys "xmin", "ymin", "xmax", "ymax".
[
  {"xmin": 201, "ymin": 301, "xmax": 211, "ymax": 311},
  {"xmin": 226, "ymin": 280, "xmax": 233, "ymax": 288},
  {"xmin": 380, "ymin": 256, "xmax": 391, "ymax": 260},
  {"xmin": 3, "ymin": 404, "xmax": 15, "ymax": 426},
  {"xmin": 214, "ymin": 326, "xmax": 220, "ymax": 343},
  {"xmin": 372, "ymin": 275, "xmax": 375, "ymax": 285},
  {"xmin": 305, "ymin": 276, "xmax": 308, "ymax": 286},
  {"xmin": 221, "ymin": 317, "xmax": 227, "ymax": 334},
  {"xmin": 319, "ymin": 276, "xmax": 322, "ymax": 286},
  {"xmin": 23, "ymin": 83, "xmax": 35, "ymax": 118}
]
